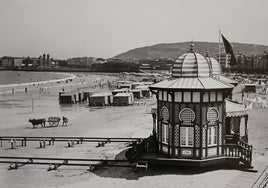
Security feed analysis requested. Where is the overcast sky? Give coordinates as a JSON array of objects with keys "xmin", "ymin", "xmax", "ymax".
[{"xmin": 0, "ymin": 0, "xmax": 267, "ymax": 59}]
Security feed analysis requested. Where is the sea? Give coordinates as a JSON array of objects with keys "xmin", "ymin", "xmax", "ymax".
[{"xmin": 0, "ymin": 71, "xmax": 70, "ymax": 85}]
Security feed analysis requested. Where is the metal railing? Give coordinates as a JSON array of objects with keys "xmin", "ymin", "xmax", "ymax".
[
  {"xmin": 0, "ymin": 136, "xmax": 143, "ymax": 148},
  {"xmin": 0, "ymin": 156, "xmax": 134, "ymax": 171}
]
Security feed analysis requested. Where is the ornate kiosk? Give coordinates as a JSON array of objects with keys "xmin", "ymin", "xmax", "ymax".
[
  {"xmin": 128, "ymin": 43, "xmax": 253, "ymax": 168},
  {"xmin": 149, "ymin": 43, "xmax": 234, "ymax": 160}
]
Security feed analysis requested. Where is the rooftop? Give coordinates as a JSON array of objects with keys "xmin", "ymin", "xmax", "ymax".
[
  {"xmin": 172, "ymin": 43, "xmax": 210, "ymax": 78},
  {"xmin": 150, "ymin": 77, "xmax": 233, "ymax": 90}
]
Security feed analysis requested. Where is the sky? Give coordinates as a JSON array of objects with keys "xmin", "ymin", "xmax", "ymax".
[{"xmin": 0, "ymin": 0, "xmax": 267, "ymax": 59}]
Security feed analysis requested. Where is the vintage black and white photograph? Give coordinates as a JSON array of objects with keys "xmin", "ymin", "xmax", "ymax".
[{"xmin": 0, "ymin": 0, "xmax": 267, "ymax": 187}]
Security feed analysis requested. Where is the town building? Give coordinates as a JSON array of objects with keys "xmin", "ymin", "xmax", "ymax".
[
  {"xmin": 1, "ymin": 57, "xmax": 14, "ymax": 68},
  {"xmin": 13, "ymin": 58, "xmax": 23, "ymax": 67}
]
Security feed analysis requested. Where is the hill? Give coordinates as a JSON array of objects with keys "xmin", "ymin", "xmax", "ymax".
[{"xmin": 114, "ymin": 41, "xmax": 268, "ymax": 60}]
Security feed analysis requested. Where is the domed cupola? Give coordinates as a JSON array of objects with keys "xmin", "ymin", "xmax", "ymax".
[
  {"xmin": 205, "ymin": 51, "xmax": 222, "ymax": 76},
  {"xmin": 205, "ymin": 51, "xmax": 238, "ymax": 86},
  {"xmin": 172, "ymin": 43, "xmax": 211, "ymax": 78}
]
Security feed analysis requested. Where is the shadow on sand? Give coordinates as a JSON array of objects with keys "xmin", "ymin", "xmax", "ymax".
[
  {"xmin": 92, "ymin": 163, "xmax": 255, "ymax": 181},
  {"xmin": 91, "ymin": 149, "xmax": 257, "ymax": 180}
]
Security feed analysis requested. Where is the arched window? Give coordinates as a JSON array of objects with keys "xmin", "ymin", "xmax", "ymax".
[
  {"xmin": 207, "ymin": 107, "xmax": 219, "ymax": 146},
  {"xmin": 179, "ymin": 108, "xmax": 195, "ymax": 147},
  {"xmin": 161, "ymin": 106, "xmax": 169, "ymax": 121},
  {"xmin": 160, "ymin": 106, "xmax": 169, "ymax": 144}
]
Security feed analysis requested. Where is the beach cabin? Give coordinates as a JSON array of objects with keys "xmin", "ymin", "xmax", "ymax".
[
  {"xmin": 121, "ymin": 83, "xmax": 134, "ymax": 90},
  {"xmin": 130, "ymin": 89, "xmax": 142, "ymax": 99},
  {"xmin": 59, "ymin": 91, "xmax": 65, "ymax": 99},
  {"xmin": 132, "ymin": 82, "xmax": 143, "ymax": 89},
  {"xmin": 59, "ymin": 93, "xmax": 74, "ymax": 103},
  {"xmin": 82, "ymin": 91, "xmax": 93, "ymax": 101},
  {"xmin": 59, "ymin": 91, "xmax": 81, "ymax": 104},
  {"xmin": 112, "ymin": 88, "xmax": 129, "ymax": 96},
  {"xmin": 113, "ymin": 93, "xmax": 134, "ymax": 106},
  {"xmin": 142, "ymin": 82, "xmax": 154, "ymax": 86},
  {"xmin": 126, "ymin": 43, "xmax": 253, "ymax": 168},
  {"xmin": 136, "ymin": 85, "xmax": 151, "ymax": 98},
  {"xmin": 89, "ymin": 92, "xmax": 113, "ymax": 106},
  {"xmin": 244, "ymin": 83, "xmax": 256, "ymax": 93},
  {"xmin": 116, "ymin": 81, "xmax": 125, "ymax": 89}
]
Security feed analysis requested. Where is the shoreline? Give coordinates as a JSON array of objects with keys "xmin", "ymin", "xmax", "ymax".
[{"xmin": 0, "ymin": 71, "xmax": 76, "ymax": 89}]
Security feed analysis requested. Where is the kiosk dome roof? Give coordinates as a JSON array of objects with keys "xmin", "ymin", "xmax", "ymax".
[
  {"xmin": 149, "ymin": 42, "xmax": 234, "ymax": 90},
  {"xmin": 205, "ymin": 55, "xmax": 222, "ymax": 76},
  {"xmin": 172, "ymin": 43, "xmax": 210, "ymax": 78}
]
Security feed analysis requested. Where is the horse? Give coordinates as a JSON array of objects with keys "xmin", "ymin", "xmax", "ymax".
[{"xmin": 29, "ymin": 118, "xmax": 46, "ymax": 128}]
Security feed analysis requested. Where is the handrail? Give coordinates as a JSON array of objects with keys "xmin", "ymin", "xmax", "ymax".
[
  {"xmin": 224, "ymin": 143, "xmax": 252, "ymax": 165},
  {"xmin": 0, "ymin": 136, "xmax": 143, "ymax": 140}
]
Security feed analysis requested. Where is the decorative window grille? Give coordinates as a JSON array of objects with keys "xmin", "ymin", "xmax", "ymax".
[
  {"xmin": 195, "ymin": 125, "xmax": 200, "ymax": 147},
  {"xmin": 161, "ymin": 106, "xmax": 169, "ymax": 121},
  {"xmin": 202, "ymin": 126, "xmax": 207, "ymax": 147},
  {"xmin": 218, "ymin": 124, "xmax": 222, "ymax": 145},
  {"xmin": 174, "ymin": 125, "xmax": 180, "ymax": 147},
  {"xmin": 179, "ymin": 108, "xmax": 195, "ymax": 125},
  {"xmin": 207, "ymin": 108, "xmax": 219, "ymax": 124}
]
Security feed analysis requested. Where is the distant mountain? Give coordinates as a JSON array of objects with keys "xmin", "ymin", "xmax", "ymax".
[{"xmin": 114, "ymin": 41, "xmax": 268, "ymax": 60}]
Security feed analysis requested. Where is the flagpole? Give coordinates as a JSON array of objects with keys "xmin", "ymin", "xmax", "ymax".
[{"xmin": 219, "ymin": 29, "xmax": 221, "ymax": 67}]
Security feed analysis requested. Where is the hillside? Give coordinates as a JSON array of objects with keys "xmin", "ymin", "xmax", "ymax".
[{"xmin": 114, "ymin": 41, "xmax": 268, "ymax": 60}]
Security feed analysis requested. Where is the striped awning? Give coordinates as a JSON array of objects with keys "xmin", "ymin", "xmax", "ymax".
[{"xmin": 225, "ymin": 99, "xmax": 248, "ymax": 117}]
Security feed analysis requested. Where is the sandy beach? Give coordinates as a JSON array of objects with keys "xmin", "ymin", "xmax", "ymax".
[{"xmin": 0, "ymin": 73, "xmax": 267, "ymax": 188}]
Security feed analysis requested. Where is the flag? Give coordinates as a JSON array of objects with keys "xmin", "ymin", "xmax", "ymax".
[{"xmin": 221, "ymin": 34, "xmax": 237, "ymax": 66}]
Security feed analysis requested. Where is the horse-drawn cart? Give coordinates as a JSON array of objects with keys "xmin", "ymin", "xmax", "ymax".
[
  {"xmin": 47, "ymin": 117, "xmax": 61, "ymax": 127},
  {"xmin": 29, "ymin": 116, "xmax": 64, "ymax": 128}
]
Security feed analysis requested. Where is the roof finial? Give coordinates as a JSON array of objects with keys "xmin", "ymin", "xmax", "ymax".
[
  {"xmin": 206, "ymin": 49, "xmax": 209, "ymax": 57},
  {"xmin": 190, "ymin": 40, "xmax": 194, "ymax": 52}
]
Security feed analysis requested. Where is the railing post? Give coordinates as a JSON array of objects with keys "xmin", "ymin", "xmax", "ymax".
[
  {"xmin": 10, "ymin": 139, "xmax": 16, "ymax": 149},
  {"xmin": 24, "ymin": 137, "xmax": 27, "ymax": 147},
  {"xmin": 250, "ymin": 145, "xmax": 252, "ymax": 163}
]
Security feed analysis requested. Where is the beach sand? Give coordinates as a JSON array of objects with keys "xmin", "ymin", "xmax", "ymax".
[{"xmin": 0, "ymin": 75, "xmax": 267, "ymax": 188}]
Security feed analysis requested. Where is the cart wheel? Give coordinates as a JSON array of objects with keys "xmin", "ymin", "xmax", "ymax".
[{"xmin": 49, "ymin": 121, "xmax": 59, "ymax": 127}]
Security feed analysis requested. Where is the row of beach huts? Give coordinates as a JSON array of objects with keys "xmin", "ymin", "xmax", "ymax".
[{"xmin": 58, "ymin": 80, "xmax": 152, "ymax": 106}]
